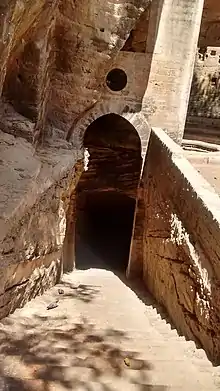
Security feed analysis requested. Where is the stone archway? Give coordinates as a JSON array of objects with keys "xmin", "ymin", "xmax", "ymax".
[
  {"xmin": 75, "ymin": 113, "xmax": 142, "ymax": 272},
  {"xmin": 67, "ymin": 100, "xmax": 151, "ymax": 160}
]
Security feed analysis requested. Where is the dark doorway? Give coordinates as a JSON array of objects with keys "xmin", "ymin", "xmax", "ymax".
[
  {"xmin": 76, "ymin": 191, "xmax": 136, "ymax": 271},
  {"xmin": 75, "ymin": 114, "xmax": 142, "ymax": 272}
]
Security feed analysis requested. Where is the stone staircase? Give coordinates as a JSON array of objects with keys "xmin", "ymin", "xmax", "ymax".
[{"xmin": 0, "ymin": 268, "xmax": 219, "ymax": 390}]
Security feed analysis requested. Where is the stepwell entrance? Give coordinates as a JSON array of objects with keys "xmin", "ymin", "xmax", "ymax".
[{"xmin": 75, "ymin": 113, "xmax": 142, "ymax": 272}]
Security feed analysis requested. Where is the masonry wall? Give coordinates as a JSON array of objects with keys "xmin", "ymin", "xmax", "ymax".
[
  {"xmin": 0, "ymin": 0, "xmax": 209, "ymax": 324},
  {"xmin": 142, "ymin": 0, "xmax": 204, "ymax": 142},
  {"xmin": 0, "ymin": 128, "xmax": 83, "ymax": 319},
  {"xmin": 185, "ymin": 1, "xmax": 220, "ymax": 136},
  {"xmin": 142, "ymin": 128, "xmax": 220, "ymax": 365},
  {"xmin": 188, "ymin": 48, "xmax": 220, "ymax": 119},
  {"xmin": 0, "ymin": 0, "xmax": 151, "ymax": 319}
]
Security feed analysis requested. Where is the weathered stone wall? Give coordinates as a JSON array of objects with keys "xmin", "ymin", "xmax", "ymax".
[
  {"xmin": 77, "ymin": 114, "xmax": 142, "ymax": 198},
  {"xmin": 186, "ymin": 0, "xmax": 220, "ymax": 133},
  {"xmin": 2, "ymin": 4, "xmax": 54, "ymax": 122},
  {"xmin": 0, "ymin": 0, "xmax": 208, "ymax": 320},
  {"xmin": 0, "ymin": 0, "xmax": 151, "ymax": 318},
  {"xmin": 49, "ymin": 0, "xmax": 150, "ymax": 133},
  {"xmin": 0, "ymin": 0, "xmax": 46, "ymax": 95},
  {"xmin": 199, "ymin": 0, "xmax": 220, "ymax": 48},
  {"xmin": 0, "ymin": 0, "xmax": 57, "ymax": 143},
  {"xmin": 121, "ymin": 8, "xmax": 150, "ymax": 53},
  {"xmin": 0, "ymin": 125, "xmax": 83, "ymax": 319},
  {"xmin": 186, "ymin": 47, "xmax": 220, "ymax": 131},
  {"xmin": 127, "ymin": 183, "xmax": 145, "ymax": 278},
  {"xmin": 0, "ymin": 0, "xmax": 206, "ymax": 144},
  {"xmin": 1, "ymin": 0, "xmax": 151, "ymax": 143},
  {"xmin": 140, "ymin": 127, "xmax": 220, "ymax": 364},
  {"xmin": 103, "ymin": 52, "xmax": 150, "ymax": 106},
  {"xmin": 142, "ymin": 0, "xmax": 204, "ymax": 142}
]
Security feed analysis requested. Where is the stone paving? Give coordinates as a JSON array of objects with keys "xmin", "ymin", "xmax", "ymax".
[
  {"xmin": 0, "ymin": 265, "xmax": 220, "ymax": 391},
  {"xmin": 185, "ymin": 150, "xmax": 220, "ymax": 196}
]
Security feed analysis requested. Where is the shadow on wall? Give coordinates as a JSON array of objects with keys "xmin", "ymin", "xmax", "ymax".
[
  {"xmin": 0, "ymin": 278, "xmax": 168, "ymax": 390},
  {"xmin": 121, "ymin": 8, "xmax": 150, "ymax": 53},
  {"xmin": 187, "ymin": 72, "xmax": 220, "ymax": 119}
]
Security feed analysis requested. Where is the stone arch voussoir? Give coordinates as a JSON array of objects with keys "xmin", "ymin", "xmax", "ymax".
[{"xmin": 69, "ymin": 100, "xmax": 151, "ymax": 160}]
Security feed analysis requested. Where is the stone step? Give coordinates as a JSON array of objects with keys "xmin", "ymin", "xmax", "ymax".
[
  {"xmin": 0, "ymin": 377, "xmax": 211, "ymax": 391},
  {"xmin": 5, "ymin": 315, "xmax": 209, "ymax": 365},
  {"xmin": 1, "ymin": 269, "xmax": 219, "ymax": 390},
  {"xmin": 2, "ymin": 363, "xmax": 218, "ymax": 390}
]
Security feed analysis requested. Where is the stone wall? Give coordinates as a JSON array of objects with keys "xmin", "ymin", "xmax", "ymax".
[
  {"xmin": 142, "ymin": 0, "xmax": 204, "ymax": 142},
  {"xmin": 0, "ymin": 124, "xmax": 83, "ymax": 319},
  {"xmin": 49, "ymin": 0, "xmax": 150, "ymax": 133},
  {"xmin": 102, "ymin": 52, "xmax": 151, "ymax": 106},
  {"xmin": 199, "ymin": 0, "xmax": 220, "ymax": 48},
  {"xmin": 121, "ymin": 8, "xmax": 150, "ymax": 53},
  {"xmin": 0, "ymin": 0, "xmax": 208, "ymax": 321},
  {"xmin": 0, "ymin": 0, "xmax": 57, "ymax": 143},
  {"xmin": 0, "ymin": 0, "xmax": 153, "ymax": 319},
  {"xmin": 77, "ymin": 114, "xmax": 142, "ymax": 198},
  {"xmin": 187, "ymin": 48, "xmax": 220, "ymax": 124},
  {"xmin": 186, "ymin": 0, "xmax": 220, "ymax": 134},
  {"xmin": 140, "ymin": 127, "xmax": 220, "ymax": 364}
]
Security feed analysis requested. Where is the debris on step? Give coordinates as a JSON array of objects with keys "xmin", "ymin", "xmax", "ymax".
[
  {"xmin": 47, "ymin": 299, "xmax": 59, "ymax": 310},
  {"xmin": 58, "ymin": 288, "xmax": 64, "ymax": 295},
  {"xmin": 70, "ymin": 284, "xmax": 79, "ymax": 290},
  {"xmin": 124, "ymin": 357, "xmax": 130, "ymax": 367}
]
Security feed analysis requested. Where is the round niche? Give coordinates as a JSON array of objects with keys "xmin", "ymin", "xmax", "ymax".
[{"xmin": 106, "ymin": 68, "xmax": 127, "ymax": 92}]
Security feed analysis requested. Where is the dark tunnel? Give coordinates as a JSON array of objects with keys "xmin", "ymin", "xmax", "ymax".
[
  {"xmin": 75, "ymin": 191, "xmax": 136, "ymax": 271},
  {"xmin": 75, "ymin": 113, "xmax": 142, "ymax": 272}
]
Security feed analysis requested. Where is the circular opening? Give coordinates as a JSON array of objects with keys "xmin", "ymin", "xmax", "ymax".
[{"xmin": 106, "ymin": 68, "xmax": 127, "ymax": 92}]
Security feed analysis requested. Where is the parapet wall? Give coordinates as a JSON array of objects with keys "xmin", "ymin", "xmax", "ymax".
[{"xmin": 142, "ymin": 127, "xmax": 220, "ymax": 364}]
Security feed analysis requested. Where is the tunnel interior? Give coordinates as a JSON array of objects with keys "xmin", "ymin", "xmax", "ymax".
[
  {"xmin": 75, "ymin": 113, "xmax": 142, "ymax": 272},
  {"xmin": 76, "ymin": 191, "xmax": 136, "ymax": 271}
]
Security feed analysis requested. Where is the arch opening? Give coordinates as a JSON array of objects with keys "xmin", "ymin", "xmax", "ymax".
[{"xmin": 75, "ymin": 113, "xmax": 142, "ymax": 272}]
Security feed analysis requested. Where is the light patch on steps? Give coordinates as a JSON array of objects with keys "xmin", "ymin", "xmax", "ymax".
[
  {"xmin": 170, "ymin": 213, "xmax": 185, "ymax": 246},
  {"xmin": 57, "ymin": 200, "xmax": 66, "ymax": 247},
  {"xmin": 195, "ymin": 292, "xmax": 210, "ymax": 325},
  {"xmin": 84, "ymin": 148, "xmax": 90, "ymax": 171},
  {"xmin": 24, "ymin": 243, "xmax": 36, "ymax": 260}
]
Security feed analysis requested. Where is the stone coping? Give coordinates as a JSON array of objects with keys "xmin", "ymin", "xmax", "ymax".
[{"xmin": 152, "ymin": 127, "xmax": 220, "ymax": 226}]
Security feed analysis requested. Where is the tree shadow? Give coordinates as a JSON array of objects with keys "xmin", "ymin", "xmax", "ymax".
[
  {"xmin": 0, "ymin": 313, "xmax": 167, "ymax": 391},
  {"xmin": 58, "ymin": 279, "xmax": 101, "ymax": 303}
]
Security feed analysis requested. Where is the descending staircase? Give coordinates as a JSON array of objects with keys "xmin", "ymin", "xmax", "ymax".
[{"xmin": 0, "ymin": 268, "xmax": 219, "ymax": 390}]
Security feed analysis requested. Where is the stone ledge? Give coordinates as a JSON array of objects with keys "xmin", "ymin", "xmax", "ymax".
[
  {"xmin": 0, "ymin": 130, "xmax": 80, "ymax": 243},
  {"xmin": 0, "ymin": 252, "xmax": 61, "ymax": 320}
]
